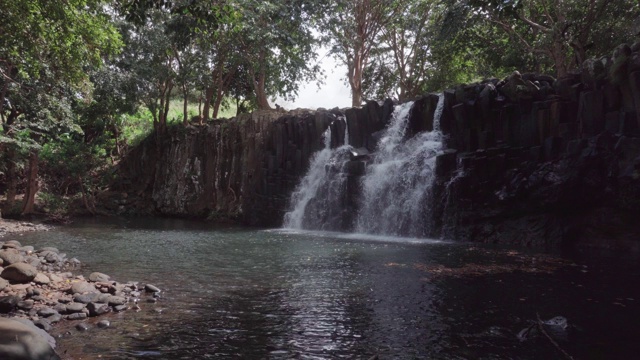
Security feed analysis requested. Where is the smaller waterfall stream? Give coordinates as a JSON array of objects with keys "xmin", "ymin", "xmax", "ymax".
[
  {"xmin": 283, "ymin": 128, "xmax": 352, "ymax": 230},
  {"xmin": 284, "ymin": 95, "xmax": 445, "ymax": 237}
]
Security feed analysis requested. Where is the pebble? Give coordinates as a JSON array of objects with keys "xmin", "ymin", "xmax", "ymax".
[
  {"xmin": 113, "ymin": 305, "xmax": 128, "ymax": 312},
  {"xmin": 37, "ymin": 307, "xmax": 59, "ymax": 317},
  {"xmin": 75, "ymin": 323, "xmax": 90, "ymax": 331},
  {"xmin": 66, "ymin": 303, "xmax": 85, "ymax": 313},
  {"xmin": 144, "ymin": 284, "xmax": 161, "ymax": 293},
  {"xmin": 53, "ymin": 304, "xmax": 67, "ymax": 314},
  {"xmin": 67, "ymin": 313, "xmax": 88, "ymax": 320},
  {"xmin": 33, "ymin": 319, "xmax": 52, "ymax": 332},
  {"xmin": 48, "ymin": 314, "xmax": 62, "ymax": 324},
  {"xmin": 17, "ymin": 300, "xmax": 34, "ymax": 310},
  {"xmin": 97, "ymin": 320, "xmax": 110, "ymax": 328}
]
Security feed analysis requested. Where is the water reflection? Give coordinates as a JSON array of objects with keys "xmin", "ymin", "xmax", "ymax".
[{"xmin": 13, "ymin": 218, "xmax": 640, "ymax": 359}]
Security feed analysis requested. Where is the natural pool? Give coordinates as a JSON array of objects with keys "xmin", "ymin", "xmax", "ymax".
[{"xmin": 15, "ymin": 218, "xmax": 640, "ymax": 359}]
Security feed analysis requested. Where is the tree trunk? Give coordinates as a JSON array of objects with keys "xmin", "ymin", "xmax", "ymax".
[
  {"xmin": 182, "ymin": 85, "xmax": 189, "ymax": 125},
  {"xmin": 553, "ymin": 40, "xmax": 569, "ymax": 78},
  {"xmin": 203, "ymin": 86, "xmax": 214, "ymax": 121},
  {"xmin": 3, "ymin": 147, "xmax": 17, "ymax": 214},
  {"xmin": 78, "ymin": 176, "xmax": 96, "ymax": 215},
  {"xmin": 21, "ymin": 151, "xmax": 39, "ymax": 215},
  {"xmin": 254, "ymin": 71, "xmax": 272, "ymax": 110},
  {"xmin": 212, "ymin": 88, "xmax": 225, "ymax": 119},
  {"xmin": 198, "ymin": 90, "xmax": 203, "ymax": 121}
]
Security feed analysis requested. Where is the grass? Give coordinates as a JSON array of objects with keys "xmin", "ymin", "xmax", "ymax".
[{"xmin": 166, "ymin": 99, "xmax": 238, "ymax": 122}]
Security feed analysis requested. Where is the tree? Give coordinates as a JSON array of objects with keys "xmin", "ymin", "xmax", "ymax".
[
  {"xmin": 369, "ymin": 0, "xmax": 441, "ymax": 101},
  {"xmin": 467, "ymin": 0, "xmax": 640, "ymax": 78},
  {"xmin": 0, "ymin": 0, "xmax": 121, "ymax": 215},
  {"xmin": 318, "ymin": 0, "xmax": 400, "ymax": 107}
]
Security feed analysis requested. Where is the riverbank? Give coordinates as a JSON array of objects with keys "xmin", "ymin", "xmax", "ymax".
[{"xmin": 0, "ymin": 224, "xmax": 162, "ymax": 360}]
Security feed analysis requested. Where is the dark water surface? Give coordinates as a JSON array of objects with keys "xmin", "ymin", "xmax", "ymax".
[{"xmin": 16, "ymin": 218, "xmax": 640, "ymax": 359}]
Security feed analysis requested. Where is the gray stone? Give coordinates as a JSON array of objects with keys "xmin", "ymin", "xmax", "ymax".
[
  {"xmin": 53, "ymin": 303, "xmax": 67, "ymax": 314},
  {"xmin": 47, "ymin": 273, "xmax": 64, "ymax": 283},
  {"xmin": 89, "ymin": 272, "xmax": 110, "ymax": 282},
  {"xmin": 108, "ymin": 296, "xmax": 127, "ymax": 306},
  {"xmin": 33, "ymin": 273, "xmax": 51, "ymax": 285},
  {"xmin": 95, "ymin": 293, "xmax": 111, "ymax": 303},
  {"xmin": 87, "ymin": 302, "xmax": 110, "ymax": 317},
  {"xmin": 1, "ymin": 263, "xmax": 38, "ymax": 283},
  {"xmin": 144, "ymin": 284, "xmax": 161, "ymax": 293},
  {"xmin": 73, "ymin": 293, "xmax": 98, "ymax": 304},
  {"xmin": 0, "ymin": 318, "xmax": 60, "ymax": 360},
  {"xmin": 69, "ymin": 281, "xmax": 97, "ymax": 295},
  {"xmin": 47, "ymin": 314, "xmax": 62, "ymax": 324},
  {"xmin": 66, "ymin": 302, "xmax": 85, "ymax": 313},
  {"xmin": 113, "ymin": 304, "xmax": 127, "ymax": 312},
  {"xmin": 67, "ymin": 312, "xmax": 87, "ymax": 320},
  {"xmin": 97, "ymin": 320, "xmax": 110, "ymax": 328},
  {"xmin": 43, "ymin": 252, "xmax": 62, "ymax": 264},
  {"xmin": 18, "ymin": 300, "xmax": 35, "ymax": 311},
  {"xmin": 33, "ymin": 318, "xmax": 52, "ymax": 332},
  {"xmin": 37, "ymin": 307, "xmax": 59, "ymax": 317},
  {"xmin": 75, "ymin": 322, "xmax": 90, "ymax": 331},
  {"xmin": 5, "ymin": 240, "xmax": 22, "ymax": 247},
  {"xmin": 0, "ymin": 278, "xmax": 9, "ymax": 291},
  {"xmin": 37, "ymin": 247, "xmax": 59, "ymax": 254},
  {"xmin": 0, "ymin": 295, "xmax": 20, "ymax": 313},
  {"xmin": 0, "ymin": 249, "xmax": 24, "ymax": 266}
]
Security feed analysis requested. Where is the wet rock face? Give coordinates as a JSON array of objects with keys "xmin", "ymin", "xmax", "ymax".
[
  {"xmin": 433, "ymin": 42, "xmax": 640, "ymax": 249},
  {"xmin": 112, "ymin": 40, "xmax": 640, "ymax": 250}
]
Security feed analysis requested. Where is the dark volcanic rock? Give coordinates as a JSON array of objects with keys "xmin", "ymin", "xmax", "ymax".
[
  {"xmin": 0, "ymin": 295, "xmax": 20, "ymax": 313},
  {"xmin": 87, "ymin": 302, "xmax": 110, "ymax": 317}
]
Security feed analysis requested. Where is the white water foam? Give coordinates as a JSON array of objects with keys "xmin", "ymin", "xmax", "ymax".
[{"xmin": 356, "ymin": 96, "xmax": 444, "ymax": 237}]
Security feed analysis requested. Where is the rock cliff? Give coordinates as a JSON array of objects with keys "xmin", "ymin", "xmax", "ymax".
[{"xmin": 111, "ymin": 42, "xmax": 640, "ymax": 250}]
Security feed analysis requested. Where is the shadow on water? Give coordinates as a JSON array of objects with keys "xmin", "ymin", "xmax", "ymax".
[{"xmin": 14, "ymin": 218, "xmax": 640, "ymax": 359}]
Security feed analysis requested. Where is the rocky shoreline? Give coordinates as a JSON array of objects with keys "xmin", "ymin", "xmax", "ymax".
[{"xmin": 0, "ymin": 222, "xmax": 162, "ymax": 360}]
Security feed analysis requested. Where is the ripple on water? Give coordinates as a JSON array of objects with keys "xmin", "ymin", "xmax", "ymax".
[{"xmin": 13, "ymin": 218, "xmax": 640, "ymax": 359}]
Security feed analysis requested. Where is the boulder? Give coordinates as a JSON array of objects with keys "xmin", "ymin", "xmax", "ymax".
[
  {"xmin": 1, "ymin": 263, "xmax": 38, "ymax": 283},
  {"xmin": 89, "ymin": 272, "xmax": 110, "ymax": 282},
  {"xmin": 0, "ymin": 318, "xmax": 60, "ymax": 360},
  {"xmin": 69, "ymin": 281, "xmax": 97, "ymax": 295},
  {"xmin": 0, "ymin": 249, "xmax": 24, "ymax": 266}
]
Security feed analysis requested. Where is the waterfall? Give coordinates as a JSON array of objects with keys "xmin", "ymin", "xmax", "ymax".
[
  {"xmin": 355, "ymin": 97, "xmax": 444, "ymax": 236},
  {"xmin": 283, "ymin": 128, "xmax": 352, "ymax": 230},
  {"xmin": 285, "ymin": 94, "xmax": 445, "ymax": 237}
]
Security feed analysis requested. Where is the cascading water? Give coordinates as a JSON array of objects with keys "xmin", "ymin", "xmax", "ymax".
[
  {"xmin": 285, "ymin": 95, "xmax": 445, "ymax": 237},
  {"xmin": 283, "ymin": 128, "xmax": 352, "ymax": 230},
  {"xmin": 356, "ymin": 97, "xmax": 444, "ymax": 237}
]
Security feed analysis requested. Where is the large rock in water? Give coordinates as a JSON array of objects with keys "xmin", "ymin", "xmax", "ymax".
[
  {"xmin": 0, "ymin": 318, "xmax": 60, "ymax": 360},
  {"xmin": 1, "ymin": 263, "xmax": 38, "ymax": 283}
]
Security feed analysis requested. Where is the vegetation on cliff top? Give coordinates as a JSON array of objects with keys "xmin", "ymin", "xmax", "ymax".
[{"xmin": 0, "ymin": 0, "xmax": 638, "ymax": 219}]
